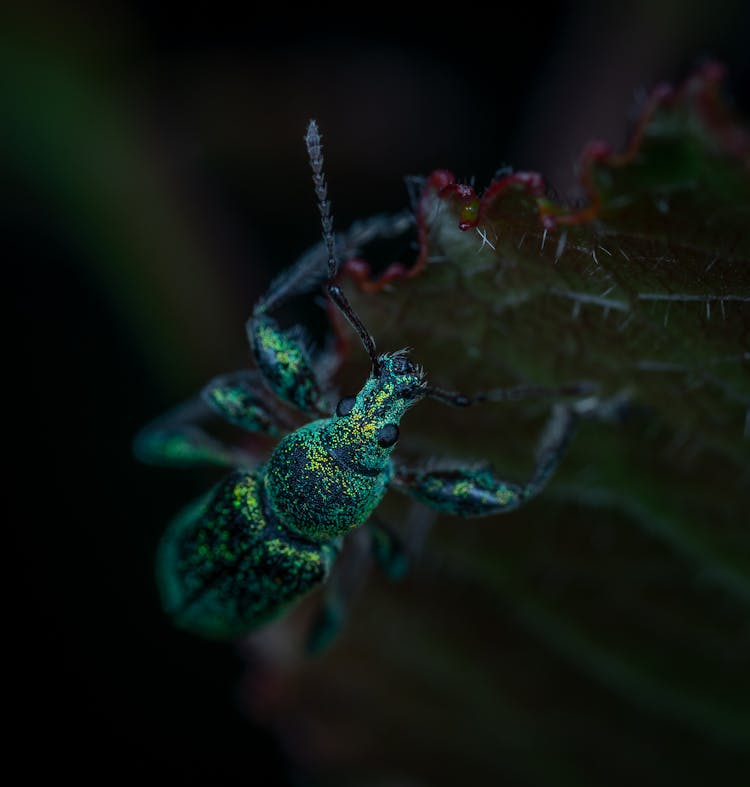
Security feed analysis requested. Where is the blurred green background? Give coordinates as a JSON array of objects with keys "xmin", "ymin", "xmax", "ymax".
[{"xmin": 5, "ymin": 2, "xmax": 749, "ymax": 785}]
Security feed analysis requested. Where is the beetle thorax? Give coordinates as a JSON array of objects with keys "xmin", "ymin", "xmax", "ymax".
[{"xmin": 263, "ymin": 422, "xmax": 390, "ymax": 541}]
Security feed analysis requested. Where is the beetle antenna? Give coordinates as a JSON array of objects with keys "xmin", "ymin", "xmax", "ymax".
[
  {"xmin": 305, "ymin": 120, "xmax": 381, "ymax": 375},
  {"xmin": 305, "ymin": 120, "xmax": 336, "ymax": 279}
]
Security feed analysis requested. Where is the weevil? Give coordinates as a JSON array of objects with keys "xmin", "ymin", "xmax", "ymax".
[{"xmin": 135, "ymin": 121, "xmax": 601, "ymax": 647}]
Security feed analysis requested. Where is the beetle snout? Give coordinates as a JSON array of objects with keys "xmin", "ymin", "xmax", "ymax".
[{"xmin": 387, "ymin": 355, "xmax": 414, "ymax": 375}]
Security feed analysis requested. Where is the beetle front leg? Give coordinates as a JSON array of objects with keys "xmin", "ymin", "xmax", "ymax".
[
  {"xmin": 247, "ymin": 316, "xmax": 332, "ymax": 417},
  {"xmin": 391, "ymin": 405, "xmax": 577, "ymax": 516}
]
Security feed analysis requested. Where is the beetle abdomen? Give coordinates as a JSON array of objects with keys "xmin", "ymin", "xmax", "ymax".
[{"xmin": 157, "ymin": 470, "xmax": 335, "ymax": 639}]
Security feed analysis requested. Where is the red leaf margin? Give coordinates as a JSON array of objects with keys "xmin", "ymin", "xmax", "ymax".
[{"xmin": 343, "ymin": 61, "xmax": 750, "ymax": 294}]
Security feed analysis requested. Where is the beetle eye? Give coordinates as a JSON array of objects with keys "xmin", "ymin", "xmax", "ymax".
[
  {"xmin": 336, "ymin": 396, "xmax": 356, "ymax": 417},
  {"xmin": 376, "ymin": 423, "xmax": 399, "ymax": 448}
]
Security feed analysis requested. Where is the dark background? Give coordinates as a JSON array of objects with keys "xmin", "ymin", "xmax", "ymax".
[{"xmin": 5, "ymin": 2, "xmax": 749, "ymax": 784}]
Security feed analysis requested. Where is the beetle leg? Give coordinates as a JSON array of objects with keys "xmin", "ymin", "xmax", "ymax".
[
  {"xmin": 304, "ymin": 517, "xmax": 413, "ymax": 654},
  {"xmin": 134, "ymin": 372, "xmax": 287, "ymax": 469},
  {"xmin": 367, "ymin": 519, "xmax": 409, "ymax": 580},
  {"xmin": 134, "ymin": 398, "xmax": 245, "ymax": 468},
  {"xmin": 246, "ymin": 316, "xmax": 332, "ymax": 416},
  {"xmin": 202, "ymin": 369, "xmax": 296, "ymax": 433},
  {"xmin": 305, "ymin": 529, "xmax": 371, "ymax": 655},
  {"xmin": 390, "ymin": 405, "xmax": 578, "ymax": 516},
  {"xmin": 424, "ymin": 380, "xmax": 597, "ymax": 407}
]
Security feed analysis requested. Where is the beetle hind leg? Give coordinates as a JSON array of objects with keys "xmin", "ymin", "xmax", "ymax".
[
  {"xmin": 305, "ymin": 519, "xmax": 410, "ymax": 654},
  {"xmin": 133, "ymin": 396, "xmax": 255, "ymax": 468},
  {"xmin": 134, "ymin": 369, "xmax": 292, "ymax": 469}
]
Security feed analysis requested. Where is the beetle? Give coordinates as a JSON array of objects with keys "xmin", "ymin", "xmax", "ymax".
[{"xmin": 135, "ymin": 120, "xmax": 601, "ymax": 648}]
